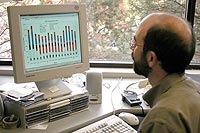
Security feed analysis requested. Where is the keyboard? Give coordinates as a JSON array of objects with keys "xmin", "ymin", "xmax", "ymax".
[{"xmin": 73, "ymin": 115, "xmax": 137, "ymax": 133}]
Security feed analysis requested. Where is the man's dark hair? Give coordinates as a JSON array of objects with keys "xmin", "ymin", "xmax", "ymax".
[{"xmin": 143, "ymin": 25, "xmax": 196, "ymax": 74}]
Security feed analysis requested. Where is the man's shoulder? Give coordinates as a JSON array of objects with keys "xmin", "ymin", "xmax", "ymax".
[{"xmin": 138, "ymin": 107, "xmax": 186, "ymax": 133}]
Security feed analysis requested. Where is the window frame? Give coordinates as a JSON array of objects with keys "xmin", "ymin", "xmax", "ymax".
[{"xmin": 0, "ymin": 59, "xmax": 12, "ymax": 66}]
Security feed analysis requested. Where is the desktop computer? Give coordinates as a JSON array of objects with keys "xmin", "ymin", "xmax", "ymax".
[
  {"xmin": 6, "ymin": 3, "xmax": 91, "ymax": 129},
  {"xmin": 5, "ymin": 3, "xmax": 91, "ymax": 129}
]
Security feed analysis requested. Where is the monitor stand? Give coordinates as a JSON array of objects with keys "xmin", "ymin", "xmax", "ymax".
[{"xmin": 35, "ymin": 78, "xmax": 72, "ymax": 100}]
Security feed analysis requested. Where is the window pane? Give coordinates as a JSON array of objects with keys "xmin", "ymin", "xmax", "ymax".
[
  {"xmin": 192, "ymin": 0, "xmax": 200, "ymax": 64},
  {"xmin": 0, "ymin": 0, "xmax": 64, "ymax": 60},
  {"xmin": 0, "ymin": 2, "xmax": 11, "ymax": 59},
  {"xmin": 87, "ymin": 0, "xmax": 187, "ymax": 62},
  {"xmin": 1, "ymin": 0, "xmax": 199, "ymax": 65}
]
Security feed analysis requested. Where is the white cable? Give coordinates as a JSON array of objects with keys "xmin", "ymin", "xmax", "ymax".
[{"xmin": 111, "ymin": 77, "xmax": 122, "ymax": 115}]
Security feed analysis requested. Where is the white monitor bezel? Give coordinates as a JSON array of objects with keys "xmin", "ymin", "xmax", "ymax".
[{"xmin": 8, "ymin": 4, "xmax": 89, "ymax": 83}]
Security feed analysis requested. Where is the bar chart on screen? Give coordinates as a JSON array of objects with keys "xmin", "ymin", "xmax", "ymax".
[{"xmin": 20, "ymin": 13, "xmax": 82, "ymax": 72}]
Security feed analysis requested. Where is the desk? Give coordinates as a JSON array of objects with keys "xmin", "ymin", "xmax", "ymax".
[{"xmin": 0, "ymin": 76, "xmax": 150, "ymax": 133}]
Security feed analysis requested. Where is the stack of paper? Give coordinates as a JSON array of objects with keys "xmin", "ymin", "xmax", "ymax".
[{"xmin": 0, "ymin": 82, "xmax": 44, "ymax": 106}]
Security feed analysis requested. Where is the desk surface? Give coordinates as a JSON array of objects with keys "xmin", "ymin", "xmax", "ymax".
[{"xmin": 0, "ymin": 76, "xmax": 150, "ymax": 133}]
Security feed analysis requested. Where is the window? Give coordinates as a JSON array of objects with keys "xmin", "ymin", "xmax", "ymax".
[
  {"xmin": 0, "ymin": 0, "xmax": 199, "ymax": 68},
  {"xmin": 192, "ymin": 0, "xmax": 200, "ymax": 64}
]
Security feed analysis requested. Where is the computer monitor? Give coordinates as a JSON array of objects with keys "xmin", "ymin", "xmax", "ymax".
[{"xmin": 7, "ymin": 4, "xmax": 89, "ymax": 99}]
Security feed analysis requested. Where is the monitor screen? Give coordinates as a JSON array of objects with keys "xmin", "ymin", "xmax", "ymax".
[{"xmin": 7, "ymin": 4, "xmax": 89, "ymax": 99}]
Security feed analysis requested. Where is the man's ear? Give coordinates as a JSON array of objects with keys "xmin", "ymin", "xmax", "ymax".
[{"xmin": 146, "ymin": 51, "xmax": 157, "ymax": 67}]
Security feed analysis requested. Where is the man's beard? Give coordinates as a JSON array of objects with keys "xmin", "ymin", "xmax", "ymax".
[{"xmin": 132, "ymin": 52, "xmax": 152, "ymax": 78}]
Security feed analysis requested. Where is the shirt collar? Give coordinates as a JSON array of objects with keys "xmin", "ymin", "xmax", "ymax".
[{"xmin": 143, "ymin": 73, "xmax": 186, "ymax": 107}]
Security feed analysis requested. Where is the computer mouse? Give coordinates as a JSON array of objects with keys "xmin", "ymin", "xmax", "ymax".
[{"xmin": 118, "ymin": 112, "xmax": 139, "ymax": 126}]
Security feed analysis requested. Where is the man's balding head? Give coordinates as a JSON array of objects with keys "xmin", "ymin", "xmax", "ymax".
[
  {"xmin": 134, "ymin": 12, "xmax": 195, "ymax": 74},
  {"xmin": 137, "ymin": 13, "xmax": 192, "ymax": 44}
]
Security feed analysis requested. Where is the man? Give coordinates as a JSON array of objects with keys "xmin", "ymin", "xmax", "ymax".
[{"xmin": 130, "ymin": 12, "xmax": 200, "ymax": 133}]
